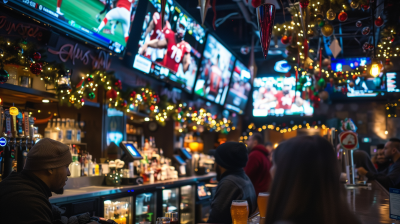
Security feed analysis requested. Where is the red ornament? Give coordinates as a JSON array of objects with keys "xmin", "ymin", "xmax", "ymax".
[
  {"xmin": 375, "ymin": 17, "xmax": 384, "ymax": 27},
  {"xmin": 337, "ymin": 72, "xmax": 343, "ymax": 77},
  {"xmin": 33, "ymin": 52, "xmax": 41, "ymax": 60},
  {"xmin": 80, "ymin": 98, "xmax": 85, "ymax": 103},
  {"xmin": 150, "ymin": 105, "xmax": 155, "ymax": 111},
  {"xmin": 106, "ymin": 89, "xmax": 118, "ymax": 100},
  {"xmin": 356, "ymin": 21, "xmax": 362, "ymax": 27},
  {"xmin": 285, "ymin": 72, "xmax": 291, "ymax": 77},
  {"xmin": 29, "ymin": 62, "xmax": 42, "ymax": 75},
  {"xmin": 299, "ymin": 0, "xmax": 309, "ymax": 8},
  {"xmin": 121, "ymin": 100, "xmax": 127, "ymax": 107},
  {"xmin": 130, "ymin": 91, "xmax": 137, "ymax": 97},
  {"xmin": 251, "ymin": 0, "xmax": 261, "ymax": 8},
  {"xmin": 86, "ymin": 77, "xmax": 93, "ymax": 82},
  {"xmin": 114, "ymin": 80, "xmax": 122, "ymax": 89},
  {"xmin": 256, "ymin": 4, "xmax": 276, "ymax": 59},
  {"xmin": 361, "ymin": 4, "xmax": 370, "ymax": 10},
  {"xmin": 338, "ymin": 11, "xmax": 348, "ymax": 22},
  {"xmin": 281, "ymin": 35, "xmax": 290, "ymax": 45}
]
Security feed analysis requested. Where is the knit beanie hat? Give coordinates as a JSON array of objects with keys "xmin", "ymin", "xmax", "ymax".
[
  {"xmin": 214, "ymin": 142, "xmax": 248, "ymax": 170},
  {"xmin": 24, "ymin": 138, "xmax": 72, "ymax": 170}
]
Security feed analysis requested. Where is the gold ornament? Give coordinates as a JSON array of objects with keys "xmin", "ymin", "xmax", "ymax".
[
  {"xmin": 321, "ymin": 23, "xmax": 334, "ymax": 37},
  {"xmin": 326, "ymin": 8, "xmax": 336, "ymax": 21},
  {"xmin": 315, "ymin": 14, "xmax": 324, "ymax": 24},
  {"xmin": 350, "ymin": 1, "xmax": 359, "ymax": 9}
]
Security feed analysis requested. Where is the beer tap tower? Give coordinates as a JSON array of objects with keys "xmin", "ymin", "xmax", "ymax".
[{"xmin": 0, "ymin": 105, "xmax": 36, "ymax": 180}]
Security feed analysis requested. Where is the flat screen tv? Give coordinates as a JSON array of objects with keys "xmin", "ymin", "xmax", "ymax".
[
  {"xmin": 224, "ymin": 60, "xmax": 252, "ymax": 114},
  {"xmin": 4, "ymin": 0, "xmax": 140, "ymax": 53},
  {"xmin": 194, "ymin": 34, "xmax": 235, "ymax": 105},
  {"xmin": 252, "ymin": 76, "xmax": 314, "ymax": 117},
  {"xmin": 133, "ymin": 0, "xmax": 206, "ymax": 92}
]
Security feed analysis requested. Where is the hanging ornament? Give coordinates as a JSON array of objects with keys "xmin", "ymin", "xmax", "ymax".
[
  {"xmin": 86, "ymin": 77, "xmax": 94, "ymax": 82},
  {"xmin": 322, "ymin": 57, "xmax": 331, "ymax": 67},
  {"xmin": 362, "ymin": 42, "xmax": 370, "ymax": 52},
  {"xmin": 318, "ymin": 78, "xmax": 326, "ymax": 88},
  {"xmin": 368, "ymin": 44, "xmax": 374, "ymax": 51},
  {"xmin": 326, "ymin": 9, "xmax": 336, "ymax": 21},
  {"xmin": 121, "ymin": 100, "xmax": 127, "ymax": 107},
  {"xmin": 350, "ymin": 1, "xmax": 359, "ymax": 9},
  {"xmin": 130, "ymin": 91, "xmax": 137, "ymax": 97},
  {"xmin": 318, "ymin": 20, "xmax": 325, "ymax": 28},
  {"xmin": 32, "ymin": 52, "xmax": 41, "ymax": 60},
  {"xmin": 106, "ymin": 89, "xmax": 118, "ymax": 100},
  {"xmin": 198, "ymin": 0, "xmax": 211, "ymax": 25},
  {"xmin": 362, "ymin": 27, "xmax": 370, "ymax": 35},
  {"xmin": 299, "ymin": 0, "xmax": 310, "ymax": 39},
  {"xmin": 114, "ymin": 79, "xmax": 122, "ymax": 89},
  {"xmin": 315, "ymin": 14, "xmax": 324, "ymax": 24},
  {"xmin": 87, "ymin": 92, "xmax": 96, "ymax": 100},
  {"xmin": 281, "ymin": 35, "xmax": 290, "ymax": 44},
  {"xmin": 256, "ymin": 3, "xmax": 276, "ymax": 59},
  {"xmin": 375, "ymin": 17, "xmax": 384, "ymax": 27},
  {"xmin": 252, "ymin": 0, "xmax": 261, "ymax": 8},
  {"xmin": 0, "ymin": 69, "xmax": 9, "ymax": 84},
  {"xmin": 299, "ymin": 76, "xmax": 308, "ymax": 85},
  {"xmin": 338, "ymin": 11, "xmax": 348, "ymax": 22},
  {"xmin": 29, "ymin": 62, "xmax": 42, "ymax": 75},
  {"xmin": 349, "ymin": 81, "xmax": 355, "ymax": 88},
  {"xmin": 361, "ymin": 4, "xmax": 370, "ymax": 11},
  {"xmin": 356, "ymin": 21, "xmax": 362, "ymax": 27},
  {"xmin": 321, "ymin": 23, "xmax": 334, "ymax": 37}
]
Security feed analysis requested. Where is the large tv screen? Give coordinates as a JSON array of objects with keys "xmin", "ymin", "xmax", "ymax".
[
  {"xmin": 194, "ymin": 34, "xmax": 235, "ymax": 105},
  {"xmin": 224, "ymin": 60, "xmax": 252, "ymax": 114},
  {"xmin": 133, "ymin": 0, "xmax": 206, "ymax": 92},
  {"xmin": 7, "ymin": 0, "xmax": 140, "ymax": 53},
  {"xmin": 253, "ymin": 77, "xmax": 313, "ymax": 117}
]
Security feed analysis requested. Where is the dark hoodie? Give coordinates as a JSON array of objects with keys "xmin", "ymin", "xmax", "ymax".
[
  {"xmin": 244, "ymin": 144, "xmax": 272, "ymax": 195},
  {"xmin": 0, "ymin": 170, "xmax": 53, "ymax": 224}
]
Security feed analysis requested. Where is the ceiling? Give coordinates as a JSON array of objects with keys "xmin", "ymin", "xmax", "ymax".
[{"xmin": 175, "ymin": 0, "xmax": 399, "ymax": 73}]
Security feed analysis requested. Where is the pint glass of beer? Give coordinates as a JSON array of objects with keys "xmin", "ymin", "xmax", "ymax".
[
  {"xmin": 230, "ymin": 200, "xmax": 249, "ymax": 224},
  {"xmin": 257, "ymin": 192, "xmax": 269, "ymax": 218}
]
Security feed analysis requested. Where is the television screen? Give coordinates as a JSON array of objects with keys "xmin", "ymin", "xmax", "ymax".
[
  {"xmin": 133, "ymin": 0, "xmax": 206, "ymax": 92},
  {"xmin": 194, "ymin": 34, "xmax": 235, "ymax": 105},
  {"xmin": 346, "ymin": 75, "xmax": 385, "ymax": 97},
  {"xmin": 252, "ymin": 77, "xmax": 313, "ymax": 117},
  {"xmin": 8, "ymin": 0, "xmax": 140, "ymax": 53},
  {"xmin": 331, "ymin": 57, "xmax": 371, "ymax": 72},
  {"xmin": 224, "ymin": 60, "xmax": 252, "ymax": 114}
]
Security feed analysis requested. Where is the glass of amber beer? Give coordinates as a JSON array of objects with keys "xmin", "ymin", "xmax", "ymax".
[
  {"xmin": 231, "ymin": 200, "xmax": 249, "ymax": 224},
  {"xmin": 257, "ymin": 192, "xmax": 269, "ymax": 218}
]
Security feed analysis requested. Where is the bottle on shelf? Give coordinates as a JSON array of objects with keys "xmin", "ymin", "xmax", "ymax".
[
  {"xmin": 50, "ymin": 119, "xmax": 58, "ymax": 140},
  {"xmin": 57, "ymin": 118, "xmax": 64, "ymax": 142},
  {"xmin": 64, "ymin": 118, "xmax": 73, "ymax": 144},
  {"xmin": 75, "ymin": 122, "xmax": 82, "ymax": 143},
  {"xmin": 88, "ymin": 154, "xmax": 94, "ymax": 176},
  {"xmin": 70, "ymin": 119, "xmax": 77, "ymax": 143},
  {"xmin": 44, "ymin": 121, "xmax": 51, "ymax": 139},
  {"xmin": 70, "ymin": 154, "xmax": 81, "ymax": 177}
]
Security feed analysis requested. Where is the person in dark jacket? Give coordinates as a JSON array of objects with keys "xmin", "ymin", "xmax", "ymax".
[
  {"xmin": 208, "ymin": 142, "xmax": 257, "ymax": 224},
  {"xmin": 0, "ymin": 138, "xmax": 72, "ymax": 224},
  {"xmin": 358, "ymin": 138, "xmax": 400, "ymax": 190},
  {"xmin": 372, "ymin": 144, "xmax": 392, "ymax": 172},
  {"xmin": 244, "ymin": 133, "xmax": 272, "ymax": 195}
]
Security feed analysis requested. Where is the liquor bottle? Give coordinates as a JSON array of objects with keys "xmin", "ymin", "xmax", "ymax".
[
  {"xmin": 75, "ymin": 122, "xmax": 81, "ymax": 143},
  {"xmin": 50, "ymin": 119, "xmax": 58, "ymax": 140},
  {"xmin": 70, "ymin": 119, "xmax": 77, "ymax": 143},
  {"xmin": 57, "ymin": 118, "xmax": 64, "ymax": 142},
  {"xmin": 70, "ymin": 154, "xmax": 81, "ymax": 177},
  {"xmin": 88, "ymin": 154, "xmax": 94, "ymax": 176},
  {"xmin": 44, "ymin": 121, "xmax": 52, "ymax": 138},
  {"xmin": 64, "ymin": 118, "xmax": 73, "ymax": 144}
]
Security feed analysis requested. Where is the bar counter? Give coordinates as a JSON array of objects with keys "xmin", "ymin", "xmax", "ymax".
[{"xmin": 50, "ymin": 172, "xmax": 216, "ymax": 204}]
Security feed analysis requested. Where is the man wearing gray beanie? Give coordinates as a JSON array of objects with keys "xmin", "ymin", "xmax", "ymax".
[
  {"xmin": 207, "ymin": 142, "xmax": 257, "ymax": 224},
  {"xmin": 0, "ymin": 138, "xmax": 72, "ymax": 224}
]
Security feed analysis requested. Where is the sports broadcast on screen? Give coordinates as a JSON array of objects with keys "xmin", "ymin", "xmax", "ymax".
[
  {"xmin": 224, "ymin": 60, "xmax": 252, "ymax": 114},
  {"xmin": 194, "ymin": 34, "xmax": 235, "ymax": 105},
  {"xmin": 252, "ymin": 77, "xmax": 314, "ymax": 117},
  {"xmin": 133, "ymin": 0, "xmax": 206, "ymax": 92},
  {"xmin": 15, "ymin": 0, "xmax": 139, "ymax": 53}
]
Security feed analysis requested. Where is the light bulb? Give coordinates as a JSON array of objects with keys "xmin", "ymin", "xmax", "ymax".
[
  {"xmin": 385, "ymin": 130, "xmax": 388, "ymax": 135},
  {"xmin": 370, "ymin": 59, "xmax": 380, "ymax": 77}
]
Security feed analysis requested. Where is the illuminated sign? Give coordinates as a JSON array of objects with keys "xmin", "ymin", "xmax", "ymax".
[
  {"xmin": 274, "ymin": 60, "xmax": 291, "ymax": 73},
  {"xmin": 0, "ymin": 137, "xmax": 7, "ymax": 147}
]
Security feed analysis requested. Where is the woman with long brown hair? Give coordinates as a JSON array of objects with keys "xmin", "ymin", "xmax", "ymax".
[{"xmin": 265, "ymin": 136, "xmax": 361, "ymax": 224}]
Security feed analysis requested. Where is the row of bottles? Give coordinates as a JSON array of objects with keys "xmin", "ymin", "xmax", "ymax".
[
  {"xmin": 68, "ymin": 146, "xmax": 100, "ymax": 177},
  {"xmin": 44, "ymin": 118, "xmax": 81, "ymax": 143}
]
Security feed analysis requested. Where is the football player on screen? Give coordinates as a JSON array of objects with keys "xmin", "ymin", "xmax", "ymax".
[
  {"xmin": 95, "ymin": 0, "xmax": 134, "ymax": 42},
  {"xmin": 139, "ymin": 16, "xmax": 192, "ymax": 74},
  {"xmin": 56, "ymin": 0, "xmax": 63, "ymax": 15}
]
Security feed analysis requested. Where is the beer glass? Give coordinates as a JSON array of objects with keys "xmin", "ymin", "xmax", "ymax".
[
  {"xmin": 257, "ymin": 192, "xmax": 269, "ymax": 218},
  {"xmin": 231, "ymin": 200, "xmax": 249, "ymax": 224}
]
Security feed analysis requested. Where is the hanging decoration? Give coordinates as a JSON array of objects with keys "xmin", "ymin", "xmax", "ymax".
[
  {"xmin": 198, "ymin": 0, "xmax": 211, "ymax": 25},
  {"xmin": 299, "ymin": 0, "xmax": 310, "ymax": 39},
  {"xmin": 281, "ymin": 35, "xmax": 290, "ymax": 45},
  {"xmin": 0, "ymin": 69, "xmax": 9, "ymax": 84},
  {"xmin": 321, "ymin": 23, "xmax": 334, "ymax": 37},
  {"xmin": 375, "ymin": 17, "xmax": 384, "ymax": 27},
  {"xmin": 160, "ymin": 0, "xmax": 166, "ymax": 31},
  {"xmin": 338, "ymin": 11, "xmax": 348, "ymax": 22},
  {"xmin": 32, "ymin": 52, "xmax": 41, "ymax": 60},
  {"xmin": 356, "ymin": 21, "xmax": 362, "ymax": 27},
  {"xmin": 362, "ymin": 27, "xmax": 371, "ymax": 35},
  {"xmin": 29, "ymin": 62, "xmax": 42, "ymax": 75},
  {"xmin": 256, "ymin": 3, "xmax": 276, "ymax": 59},
  {"xmin": 326, "ymin": 9, "xmax": 336, "ymax": 21},
  {"xmin": 350, "ymin": 1, "xmax": 359, "ymax": 9}
]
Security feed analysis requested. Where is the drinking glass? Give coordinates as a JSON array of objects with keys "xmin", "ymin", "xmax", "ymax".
[
  {"xmin": 257, "ymin": 192, "xmax": 270, "ymax": 218},
  {"xmin": 230, "ymin": 200, "xmax": 249, "ymax": 224}
]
